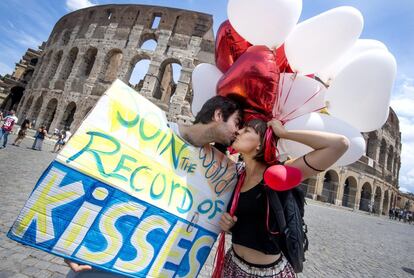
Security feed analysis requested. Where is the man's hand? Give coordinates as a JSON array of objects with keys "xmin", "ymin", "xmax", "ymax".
[
  {"xmin": 219, "ymin": 212, "xmax": 237, "ymax": 233},
  {"xmin": 64, "ymin": 259, "xmax": 92, "ymax": 272}
]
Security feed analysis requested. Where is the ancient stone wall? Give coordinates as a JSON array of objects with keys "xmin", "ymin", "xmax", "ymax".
[
  {"xmin": 17, "ymin": 4, "xmax": 215, "ymax": 131},
  {"xmin": 0, "ymin": 47, "xmax": 42, "ymax": 113}
]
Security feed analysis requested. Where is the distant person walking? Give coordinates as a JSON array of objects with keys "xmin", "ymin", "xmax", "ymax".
[
  {"xmin": 0, "ymin": 110, "xmax": 18, "ymax": 149},
  {"xmin": 52, "ymin": 130, "xmax": 66, "ymax": 153},
  {"xmin": 32, "ymin": 126, "xmax": 48, "ymax": 151},
  {"xmin": 12, "ymin": 119, "xmax": 32, "ymax": 147}
]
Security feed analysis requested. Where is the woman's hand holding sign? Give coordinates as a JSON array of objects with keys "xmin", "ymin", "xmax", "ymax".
[{"xmin": 219, "ymin": 212, "xmax": 237, "ymax": 233}]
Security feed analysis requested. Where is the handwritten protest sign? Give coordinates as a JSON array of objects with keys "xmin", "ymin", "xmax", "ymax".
[{"xmin": 8, "ymin": 80, "xmax": 237, "ymax": 277}]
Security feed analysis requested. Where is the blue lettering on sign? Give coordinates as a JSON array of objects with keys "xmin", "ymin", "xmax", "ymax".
[{"xmin": 8, "ymin": 161, "xmax": 216, "ymax": 278}]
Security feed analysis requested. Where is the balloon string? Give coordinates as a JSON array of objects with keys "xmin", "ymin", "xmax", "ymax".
[
  {"xmin": 280, "ymin": 86, "xmax": 324, "ymax": 121},
  {"xmin": 285, "ymin": 105, "xmax": 327, "ymax": 123},
  {"xmin": 211, "ymin": 171, "xmax": 246, "ymax": 278},
  {"xmin": 264, "ymin": 127, "xmax": 279, "ymax": 164},
  {"xmin": 274, "ymin": 66, "xmax": 287, "ymax": 119},
  {"xmin": 283, "ymin": 71, "xmax": 297, "ymax": 107}
]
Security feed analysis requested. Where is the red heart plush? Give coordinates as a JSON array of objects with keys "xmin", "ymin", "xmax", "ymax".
[
  {"xmin": 217, "ymin": 45, "xmax": 281, "ymax": 116},
  {"xmin": 215, "ymin": 20, "xmax": 252, "ymax": 73},
  {"xmin": 264, "ymin": 165, "xmax": 302, "ymax": 191}
]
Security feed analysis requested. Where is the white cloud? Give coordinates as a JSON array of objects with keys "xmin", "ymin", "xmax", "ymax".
[
  {"xmin": 66, "ymin": 0, "xmax": 96, "ymax": 11},
  {"xmin": 399, "ymin": 187, "xmax": 409, "ymax": 193},
  {"xmin": 15, "ymin": 31, "xmax": 42, "ymax": 47},
  {"xmin": 0, "ymin": 62, "xmax": 13, "ymax": 75},
  {"xmin": 391, "ymin": 76, "xmax": 414, "ymax": 193}
]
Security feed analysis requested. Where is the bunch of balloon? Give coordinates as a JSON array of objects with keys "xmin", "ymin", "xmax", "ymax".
[{"xmin": 191, "ymin": 0, "xmax": 397, "ymax": 189}]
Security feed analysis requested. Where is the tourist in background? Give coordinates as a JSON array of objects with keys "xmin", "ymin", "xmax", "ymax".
[
  {"xmin": 32, "ymin": 126, "xmax": 48, "ymax": 151},
  {"xmin": 52, "ymin": 130, "xmax": 66, "ymax": 153},
  {"xmin": 0, "ymin": 110, "xmax": 18, "ymax": 149},
  {"xmin": 12, "ymin": 119, "xmax": 32, "ymax": 147}
]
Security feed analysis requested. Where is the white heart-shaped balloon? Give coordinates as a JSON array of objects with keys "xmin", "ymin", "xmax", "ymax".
[
  {"xmin": 317, "ymin": 39, "xmax": 388, "ymax": 84},
  {"xmin": 278, "ymin": 113, "xmax": 366, "ymax": 167},
  {"xmin": 285, "ymin": 6, "xmax": 364, "ymax": 75},
  {"xmin": 326, "ymin": 49, "xmax": 397, "ymax": 132},
  {"xmin": 191, "ymin": 63, "xmax": 223, "ymax": 116},
  {"xmin": 228, "ymin": 0, "xmax": 302, "ymax": 48}
]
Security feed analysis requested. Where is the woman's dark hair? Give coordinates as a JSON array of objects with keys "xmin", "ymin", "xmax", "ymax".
[
  {"xmin": 194, "ymin": 96, "xmax": 241, "ymax": 125},
  {"xmin": 22, "ymin": 119, "xmax": 30, "ymax": 127},
  {"xmin": 244, "ymin": 119, "xmax": 269, "ymax": 164}
]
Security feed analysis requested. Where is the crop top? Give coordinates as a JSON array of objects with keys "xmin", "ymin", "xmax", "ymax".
[{"xmin": 227, "ymin": 180, "xmax": 282, "ymax": 255}]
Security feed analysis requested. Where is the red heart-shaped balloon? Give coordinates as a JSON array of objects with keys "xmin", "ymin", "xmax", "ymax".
[
  {"xmin": 274, "ymin": 44, "xmax": 293, "ymax": 73},
  {"xmin": 217, "ymin": 45, "xmax": 281, "ymax": 116},
  {"xmin": 215, "ymin": 20, "xmax": 252, "ymax": 73},
  {"xmin": 264, "ymin": 165, "xmax": 302, "ymax": 191}
]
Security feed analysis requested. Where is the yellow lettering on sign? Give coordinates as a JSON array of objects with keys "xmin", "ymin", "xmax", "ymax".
[
  {"xmin": 53, "ymin": 187, "xmax": 109, "ymax": 256},
  {"xmin": 12, "ymin": 168, "xmax": 84, "ymax": 244},
  {"xmin": 75, "ymin": 202, "xmax": 146, "ymax": 265},
  {"xmin": 178, "ymin": 235, "xmax": 215, "ymax": 278},
  {"xmin": 114, "ymin": 214, "xmax": 170, "ymax": 273},
  {"xmin": 147, "ymin": 220, "xmax": 196, "ymax": 278}
]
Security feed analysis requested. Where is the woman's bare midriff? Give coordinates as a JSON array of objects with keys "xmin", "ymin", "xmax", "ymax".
[{"xmin": 232, "ymin": 243, "xmax": 281, "ymax": 265}]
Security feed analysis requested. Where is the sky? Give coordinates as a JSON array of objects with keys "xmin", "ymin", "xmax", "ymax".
[{"xmin": 0, "ymin": 0, "xmax": 413, "ymax": 193}]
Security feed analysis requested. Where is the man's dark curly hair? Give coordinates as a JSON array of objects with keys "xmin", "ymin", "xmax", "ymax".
[{"xmin": 194, "ymin": 96, "xmax": 242, "ymax": 125}]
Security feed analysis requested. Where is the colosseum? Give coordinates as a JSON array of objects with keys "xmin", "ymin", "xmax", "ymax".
[
  {"xmin": 9, "ymin": 4, "xmax": 215, "ymax": 131},
  {"xmin": 0, "ymin": 4, "xmax": 412, "ymax": 213}
]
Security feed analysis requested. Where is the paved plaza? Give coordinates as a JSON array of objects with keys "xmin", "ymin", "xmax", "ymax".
[{"xmin": 0, "ymin": 134, "xmax": 413, "ymax": 278}]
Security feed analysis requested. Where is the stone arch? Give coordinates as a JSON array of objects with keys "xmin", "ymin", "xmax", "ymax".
[
  {"xmin": 29, "ymin": 96, "xmax": 43, "ymax": 122},
  {"xmin": 139, "ymin": 33, "xmax": 158, "ymax": 52},
  {"xmin": 154, "ymin": 58, "xmax": 182, "ymax": 103},
  {"xmin": 44, "ymin": 50, "xmax": 63, "ymax": 87},
  {"xmin": 391, "ymin": 192, "xmax": 396, "ymax": 208},
  {"xmin": 61, "ymin": 29, "xmax": 72, "ymax": 46},
  {"xmin": 1, "ymin": 97, "xmax": 13, "ymax": 112},
  {"xmin": 42, "ymin": 98, "xmax": 58, "ymax": 131},
  {"xmin": 20, "ymin": 95, "xmax": 34, "ymax": 122},
  {"xmin": 383, "ymin": 190, "xmax": 390, "ymax": 215},
  {"xmin": 387, "ymin": 145, "xmax": 394, "ymax": 171},
  {"xmin": 359, "ymin": 182, "xmax": 372, "ymax": 212},
  {"xmin": 101, "ymin": 49, "xmax": 123, "ymax": 83},
  {"xmin": 374, "ymin": 186, "xmax": 382, "ymax": 215},
  {"xmin": 34, "ymin": 51, "xmax": 53, "ymax": 87},
  {"xmin": 379, "ymin": 139, "xmax": 387, "ymax": 166},
  {"xmin": 393, "ymin": 159, "xmax": 398, "ymax": 177},
  {"xmin": 366, "ymin": 132, "xmax": 378, "ymax": 160},
  {"xmin": 30, "ymin": 58, "xmax": 38, "ymax": 66},
  {"xmin": 22, "ymin": 69, "xmax": 34, "ymax": 83},
  {"xmin": 56, "ymin": 47, "xmax": 79, "ymax": 89},
  {"xmin": 59, "ymin": 102, "xmax": 77, "ymax": 130},
  {"xmin": 80, "ymin": 47, "xmax": 98, "ymax": 78},
  {"xmin": 342, "ymin": 176, "xmax": 358, "ymax": 208},
  {"xmin": 321, "ymin": 170, "xmax": 339, "ymax": 204},
  {"xmin": 1, "ymin": 86, "xmax": 25, "ymax": 111},
  {"xmin": 128, "ymin": 54, "xmax": 151, "ymax": 91}
]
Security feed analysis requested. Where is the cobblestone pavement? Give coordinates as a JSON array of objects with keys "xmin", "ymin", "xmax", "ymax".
[{"xmin": 0, "ymin": 135, "xmax": 413, "ymax": 278}]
